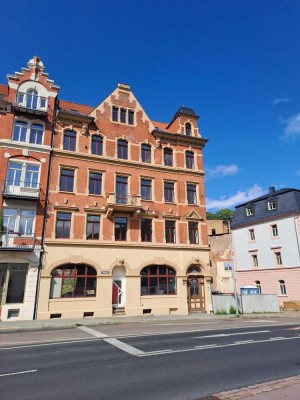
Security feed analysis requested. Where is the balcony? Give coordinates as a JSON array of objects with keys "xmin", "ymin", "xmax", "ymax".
[
  {"xmin": 2, "ymin": 181, "xmax": 40, "ymax": 200},
  {"xmin": 106, "ymin": 193, "xmax": 143, "ymax": 217},
  {"xmin": 12, "ymin": 92, "xmax": 48, "ymax": 115},
  {"xmin": 0, "ymin": 233, "xmax": 38, "ymax": 251}
]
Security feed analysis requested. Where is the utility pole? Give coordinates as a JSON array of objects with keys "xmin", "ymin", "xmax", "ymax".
[{"xmin": 228, "ymin": 220, "xmax": 240, "ymax": 316}]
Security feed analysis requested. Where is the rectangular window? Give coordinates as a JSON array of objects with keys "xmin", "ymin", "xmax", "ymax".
[
  {"xmin": 29, "ymin": 124, "xmax": 43, "ymax": 145},
  {"xmin": 141, "ymin": 144, "xmax": 151, "ymax": 163},
  {"xmin": 164, "ymin": 149, "xmax": 173, "ymax": 167},
  {"xmin": 128, "ymin": 110, "xmax": 134, "ymax": 125},
  {"xmin": 268, "ymin": 200, "xmax": 276, "ymax": 210},
  {"xmin": 91, "ymin": 135, "xmax": 103, "ymax": 156},
  {"xmin": 141, "ymin": 219, "xmax": 152, "ymax": 242},
  {"xmin": 120, "ymin": 108, "xmax": 126, "ymax": 123},
  {"xmin": 164, "ymin": 181, "xmax": 175, "ymax": 203},
  {"xmin": 19, "ymin": 210, "xmax": 35, "ymax": 235},
  {"xmin": 60, "ymin": 169, "xmax": 74, "ymax": 192},
  {"xmin": 12, "ymin": 121, "xmax": 27, "ymax": 142},
  {"xmin": 275, "ymin": 252, "xmax": 282, "ymax": 266},
  {"xmin": 56, "ymin": 213, "xmax": 71, "ymax": 238},
  {"xmin": 115, "ymin": 217, "xmax": 127, "ymax": 241},
  {"xmin": 165, "ymin": 220, "xmax": 176, "ymax": 243},
  {"xmin": 89, "ymin": 173, "xmax": 102, "ymax": 195},
  {"xmin": 86, "ymin": 215, "xmax": 100, "ymax": 240},
  {"xmin": 116, "ymin": 176, "xmax": 128, "ymax": 204},
  {"xmin": 6, "ymin": 264, "xmax": 28, "ymax": 304},
  {"xmin": 249, "ymin": 229, "xmax": 255, "ymax": 241},
  {"xmin": 117, "ymin": 140, "xmax": 128, "ymax": 159},
  {"xmin": 271, "ymin": 224, "xmax": 278, "ymax": 237},
  {"xmin": 252, "ymin": 254, "xmax": 258, "ymax": 268},
  {"xmin": 3, "ymin": 208, "xmax": 35, "ymax": 235},
  {"xmin": 187, "ymin": 184, "xmax": 197, "ymax": 205},
  {"xmin": 7, "ymin": 162, "xmax": 39, "ymax": 188},
  {"xmin": 189, "ymin": 222, "xmax": 199, "ymax": 244},
  {"xmin": 112, "ymin": 106, "xmax": 119, "ymax": 122},
  {"xmin": 246, "ymin": 207, "xmax": 254, "ymax": 216},
  {"xmin": 141, "ymin": 179, "xmax": 152, "ymax": 200}
]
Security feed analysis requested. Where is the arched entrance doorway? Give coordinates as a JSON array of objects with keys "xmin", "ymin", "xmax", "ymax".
[
  {"xmin": 187, "ymin": 265, "xmax": 205, "ymax": 311},
  {"xmin": 112, "ymin": 266, "xmax": 126, "ymax": 309}
]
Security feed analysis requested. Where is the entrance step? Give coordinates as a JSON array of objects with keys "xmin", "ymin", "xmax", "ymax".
[{"xmin": 113, "ymin": 307, "xmax": 126, "ymax": 315}]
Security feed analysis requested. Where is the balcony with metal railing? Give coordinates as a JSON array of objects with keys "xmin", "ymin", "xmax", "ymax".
[
  {"xmin": 0, "ymin": 232, "xmax": 38, "ymax": 251},
  {"xmin": 12, "ymin": 92, "xmax": 48, "ymax": 115},
  {"xmin": 106, "ymin": 193, "xmax": 143, "ymax": 217},
  {"xmin": 2, "ymin": 181, "xmax": 40, "ymax": 200}
]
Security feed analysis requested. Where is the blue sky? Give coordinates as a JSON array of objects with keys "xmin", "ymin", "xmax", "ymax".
[{"xmin": 1, "ymin": 0, "xmax": 299, "ymax": 210}]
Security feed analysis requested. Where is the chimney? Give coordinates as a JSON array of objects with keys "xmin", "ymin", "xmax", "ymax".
[{"xmin": 269, "ymin": 186, "xmax": 276, "ymax": 194}]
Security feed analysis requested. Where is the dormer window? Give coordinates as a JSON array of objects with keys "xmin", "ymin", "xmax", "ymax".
[
  {"xmin": 268, "ymin": 200, "xmax": 276, "ymax": 211},
  {"xmin": 246, "ymin": 206, "xmax": 254, "ymax": 216},
  {"xmin": 185, "ymin": 123, "xmax": 192, "ymax": 136}
]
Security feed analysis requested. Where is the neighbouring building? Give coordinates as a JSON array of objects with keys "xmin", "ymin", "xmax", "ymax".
[
  {"xmin": 207, "ymin": 220, "xmax": 234, "ymax": 294},
  {"xmin": 0, "ymin": 57, "xmax": 213, "ymax": 320},
  {"xmin": 231, "ymin": 186, "xmax": 300, "ymax": 306},
  {"xmin": 0, "ymin": 57, "xmax": 59, "ymax": 320}
]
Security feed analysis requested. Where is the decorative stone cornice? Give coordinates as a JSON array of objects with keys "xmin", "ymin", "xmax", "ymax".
[{"xmin": 152, "ymin": 129, "xmax": 208, "ymax": 149}]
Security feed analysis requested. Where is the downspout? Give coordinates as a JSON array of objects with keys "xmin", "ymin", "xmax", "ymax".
[
  {"xmin": 293, "ymin": 211, "xmax": 300, "ymax": 263},
  {"xmin": 33, "ymin": 100, "xmax": 58, "ymax": 319}
]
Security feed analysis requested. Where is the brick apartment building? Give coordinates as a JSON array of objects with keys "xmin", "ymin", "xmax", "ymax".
[
  {"xmin": 1, "ymin": 57, "xmax": 212, "ymax": 320},
  {"xmin": 0, "ymin": 57, "xmax": 59, "ymax": 320}
]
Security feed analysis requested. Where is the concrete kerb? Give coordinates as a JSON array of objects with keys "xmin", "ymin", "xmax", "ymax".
[{"xmin": 0, "ymin": 311, "xmax": 297, "ymax": 335}]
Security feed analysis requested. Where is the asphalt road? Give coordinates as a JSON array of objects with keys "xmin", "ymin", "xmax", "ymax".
[{"xmin": 1, "ymin": 322, "xmax": 300, "ymax": 400}]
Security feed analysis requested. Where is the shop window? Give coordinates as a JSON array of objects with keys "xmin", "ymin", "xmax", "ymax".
[
  {"xmin": 50, "ymin": 264, "xmax": 97, "ymax": 298},
  {"xmin": 140, "ymin": 265, "xmax": 176, "ymax": 295}
]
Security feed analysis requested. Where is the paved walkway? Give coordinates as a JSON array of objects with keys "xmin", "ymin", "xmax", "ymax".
[{"xmin": 208, "ymin": 375, "xmax": 300, "ymax": 399}]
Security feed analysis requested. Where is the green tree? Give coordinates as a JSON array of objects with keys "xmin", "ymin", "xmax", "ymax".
[
  {"xmin": 214, "ymin": 208, "xmax": 234, "ymax": 222},
  {"xmin": 206, "ymin": 212, "xmax": 216, "ymax": 220}
]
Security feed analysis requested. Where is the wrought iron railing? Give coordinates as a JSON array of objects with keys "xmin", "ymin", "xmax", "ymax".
[
  {"xmin": 0, "ymin": 232, "xmax": 37, "ymax": 251},
  {"xmin": 2, "ymin": 180, "xmax": 40, "ymax": 199}
]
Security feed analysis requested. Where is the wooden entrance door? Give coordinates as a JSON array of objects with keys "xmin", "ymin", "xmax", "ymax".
[{"xmin": 187, "ymin": 275, "xmax": 205, "ymax": 311}]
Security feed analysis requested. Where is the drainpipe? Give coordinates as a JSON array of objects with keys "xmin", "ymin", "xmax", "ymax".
[
  {"xmin": 228, "ymin": 220, "xmax": 240, "ymax": 316},
  {"xmin": 33, "ymin": 100, "xmax": 58, "ymax": 320},
  {"xmin": 293, "ymin": 211, "xmax": 300, "ymax": 263}
]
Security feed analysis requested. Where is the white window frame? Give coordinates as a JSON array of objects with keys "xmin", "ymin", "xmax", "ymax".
[
  {"xmin": 268, "ymin": 200, "xmax": 276, "ymax": 211},
  {"xmin": 12, "ymin": 119, "xmax": 45, "ymax": 145},
  {"xmin": 246, "ymin": 207, "xmax": 254, "ymax": 216}
]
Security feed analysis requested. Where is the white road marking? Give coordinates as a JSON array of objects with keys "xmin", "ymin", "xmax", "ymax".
[
  {"xmin": 234, "ymin": 340, "xmax": 254, "ymax": 344},
  {"xmin": 0, "ymin": 370, "xmax": 37, "ymax": 377},
  {"xmin": 139, "ymin": 335, "xmax": 300, "ymax": 357},
  {"xmin": 154, "ymin": 322, "xmax": 220, "ymax": 326},
  {"xmin": 0, "ymin": 338, "xmax": 102, "ymax": 351},
  {"xmin": 77, "ymin": 326, "xmax": 145, "ymax": 356},
  {"xmin": 195, "ymin": 344, "xmax": 217, "ymax": 349},
  {"xmin": 103, "ymin": 338, "xmax": 145, "ymax": 356},
  {"xmin": 269, "ymin": 337, "xmax": 286, "ymax": 340},
  {"xmin": 194, "ymin": 330, "xmax": 269, "ymax": 338},
  {"xmin": 0, "ymin": 336, "xmax": 93, "ymax": 346},
  {"xmin": 77, "ymin": 326, "xmax": 108, "ymax": 338}
]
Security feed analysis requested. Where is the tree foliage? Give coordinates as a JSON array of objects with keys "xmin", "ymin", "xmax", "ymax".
[{"xmin": 206, "ymin": 208, "xmax": 234, "ymax": 222}]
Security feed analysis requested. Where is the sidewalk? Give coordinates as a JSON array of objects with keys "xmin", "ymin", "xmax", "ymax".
[
  {"xmin": 206, "ymin": 375, "xmax": 300, "ymax": 399},
  {"xmin": 0, "ymin": 311, "xmax": 298, "ymax": 334}
]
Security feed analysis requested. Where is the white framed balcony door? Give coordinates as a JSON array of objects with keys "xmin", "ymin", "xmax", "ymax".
[{"xmin": 112, "ymin": 266, "xmax": 126, "ymax": 308}]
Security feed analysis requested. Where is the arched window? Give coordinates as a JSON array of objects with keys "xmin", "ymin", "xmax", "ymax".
[
  {"xmin": 164, "ymin": 148, "xmax": 173, "ymax": 167},
  {"xmin": 26, "ymin": 89, "xmax": 38, "ymax": 110},
  {"xmin": 279, "ymin": 280, "xmax": 286, "ymax": 295},
  {"xmin": 50, "ymin": 264, "xmax": 97, "ymax": 299},
  {"xmin": 185, "ymin": 123, "xmax": 192, "ymax": 136},
  {"xmin": 255, "ymin": 280, "xmax": 261, "ymax": 294},
  {"xmin": 117, "ymin": 139, "xmax": 128, "ymax": 159},
  {"xmin": 141, "ymin": 143, "xmax": 151, "ymax": 163},
  {"xmin": 91, "ymin": 135, "xmax": 103, "ymax": 156},
  {"xmin": 185, "ymin": 151, "xmax": 194, "ymax": 169},
  {"xmin": 63, "ymin": 130, "xmax": 76, "ymax": 151},
  {"xmin": 187, "ymin": 265, "xmax": 201, "ymax": 274},
  {"xmin": 141, "ymin": 265, "xmax": 176, "ymax": 295}
]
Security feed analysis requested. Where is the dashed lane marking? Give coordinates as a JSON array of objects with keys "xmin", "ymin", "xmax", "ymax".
[
  {"xmin": 0, "ymin": 370, "xmax": 37, "ymax": 377},
  {"xmin": 194, "ymin": 330, "xmax": 269, "ymax": 338}
]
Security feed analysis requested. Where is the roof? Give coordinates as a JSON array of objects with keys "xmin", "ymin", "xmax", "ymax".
[
  {"xmin": 173, "ymin": 106, "xmax": 199, "ymax": 119},
  {"xmin": 231, "ymin": 187, "xmax": 300, "ymax": 228},
  {"xmin": 151, "ymin": 120, "xmax": 178, "ymax": 133},
  {"xmin": 59, "ymin": 99, "xmax": 95, "ymax": 115},
  {"xmin": 0, "ymin": 84, "xmax": 9, "ymax": 97}
]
